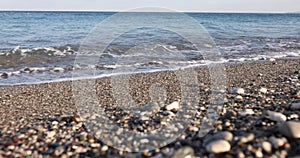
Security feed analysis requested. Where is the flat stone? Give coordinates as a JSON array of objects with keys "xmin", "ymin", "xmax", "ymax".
[
  {"xmin": 206, "ymin": 140, "xmax": 231, "ymax": 154},
  {"xmin": 266, "ymin": 110, "xmax": 286, "ymax": 122},
  {"xmin": 166, "ymin": 101, "xmax": 180, "ymax": 111},
  {"xmin": 230, "ymin": 88, "xmax": 245, "ymax": 95},
  {"xmin": 259, "ymin": 87, "xmax": 268, "ymax": 93},
  {"xmin": 213, "ymin": 131, "xmax": 234, "ymax": 142},
  {"xmin": 172, "ymin": 146, "xmax": 194, "ymax": 158},
  {"xmin": 291, "ymin": 102, "xmax": 300, "ymax": 110},
  {"xmin": 278, "ymin": 121, "xmax": 300, "ymax": 138},
  {"xmin": 239, "ymin": 109, "xmax": 255, "ymax": 116}
]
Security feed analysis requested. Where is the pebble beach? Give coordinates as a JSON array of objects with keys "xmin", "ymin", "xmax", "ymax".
[{"xmin": 1, "ymin": 58, "xmax": 300, "ymax": 157}]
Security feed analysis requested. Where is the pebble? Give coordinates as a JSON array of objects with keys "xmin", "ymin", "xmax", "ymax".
[
  {"xmin": 239, "ymin": 109, "xmax": 255, "ymax": 116},
  {"xmin": 52, "ymin": 67, "xmax": 65, "ymax": 72},
  {"xmin": 292, "ymin": 90, "xmax": 300, "ymax": 99},
  {"xmin": 269, "ymin": 137, "xmax": 287, "ymax": 148},
  {"xmin": 231, "ymin": 88, "xmax": 245, "ymax": 95},
  {"xmin": 166, "ymin": 101, "xmax": 180, "ymax": 111},
  {"xmin": 54, "ymin": 146, "xmax": 65, "ymax": 156},
  {"xmin": 278, "ymin": 121, "xmax": 300, "ymax": 138},
  {"xmin": 291, "ymin": 102, "xmax": 300, "ymax": 110},
  {"xmin": 172, "ymin": 146, "xmax": 194, "ymax": 158},
  {"xmin": 239, "ymin": 133, "xmax": 255, "ymax": 144},
  {"xmin": 90, "ymin": 143, "xmax": 100, "ymax": 148},
  {"xmin": 213, "ymin": 131, "xmax": 234, "ymax": 142},
  {"xmin": 261, "ymin": 141, "xmax": 272, "ymax": 153},
  {"xmin": 255, "ymin": 149, "xmax": 263, "ymax": 158},
  {"xmin": 266, "ymin": 110, "xmax": 286, "ymax": 122},
  {"xmin": 269, "ymin": 58, "xmax": 276, "ymax": 61},
  {"xmin": 235, "ymin": 95, "xmax": 243, "ymax": 102},
  {"xmin": 101, "ymin": 145, "xmax": 109, "ymax": 152},
  {"xmin": 259, "ymin": 87, "xmax": 268, "ymax": 94},
  {"xmin": 206, "ymin": 140, "xmax": 231, "ymax": 154},
  {"xmin": 46, "ymin": 131, "xmax": 56, "ymax": 138}
]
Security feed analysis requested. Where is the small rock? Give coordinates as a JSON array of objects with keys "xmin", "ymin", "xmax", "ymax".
[
  {"xmin": 255, "ymin": 149, "xmax": 263, "ymax": 158},
  {"xmin": 172, "ymin": 146, "xmax": 194, "ymax": 158},
  {"xmin": 206, "ymin": 140, "xmax": 231, "ymax": 154},
  {"xmin": 213, "ymin": 131, "xmax": 234, "ymax": 142},
  {"xmin": 278, "ymin": 121, "xmax": 300, "ymax": 138},
  {"xmin": 259, "ymin": 87, "xmax": 268, "ymax": 94},
  {"xmin": 89, "ymin": 143, "xmax": 99, "ymax": 148},
  {"xmin": 166, "ymin": 101, "xmax": 180, "ymax": 111},
  {"xmin": 269, "ymin": 137, "xmax": 287, "ymax": 148},
  {"xmin": 292, "ymin": 90, "xmax": 300, "ymax": 99},
  {"xmin": 52, "ymin": 67, "xmax": 65, "ymax": 72},
  {"xmin": 235, "ymin": 95, "xmax": 243, "ymax": 102},
  {"xmin": 101, "ymin": 145, "xmax": 109, "ymax": 152},
  {"xmin": 231, "ymin": 88, "xmax": 245, "ymax": 95},
  {"xmin": 46, "ymin": 131, "xmax": 56, "ymax": 138},
  {"xmin": 212, "ymin": 89, "xmax": 226, "ymax": 94},
  {"xmin": 54, "ymin": 146, "xmax": 65, "ymax": 156},
  {"xmin": 73, "ymin": 114, "xmax": 83, "ymax": 122},
  {"xmin": 239, "ymin": 109, "xmax": 254, "ymax": 116},
  {"xmin": 52, "ymin": 121, "xmax": 59, "ymax": 125},
  {"xmin": 237, "ymin": 151, "xmax": 245, "ymax": 158},
  {"xmin": 291, "ymin": 102, "xmax": 300, "ymax": 110},
  {"xmin": 266, "ymin": 110, "xmax": 286, "ymax": 122},
  {"xmin": 261, "ymin": 141, "xmax": 272, "ymax": 153},
  {"xmin": 269, "ymin": 58, "xmax": 276, "ymax": 61},
  {"xmin": 239, "ymin": 133, "xmax": 255, "ymax": 144}
]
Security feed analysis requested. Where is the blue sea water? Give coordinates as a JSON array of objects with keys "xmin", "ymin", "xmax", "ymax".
[{"xmin": 0, "ymin": 11, "xmax": 300, "ymax": 85}]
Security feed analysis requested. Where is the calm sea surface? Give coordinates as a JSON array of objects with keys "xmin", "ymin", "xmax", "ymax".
[{"xmin": 0, "ymin": 11, "xmax": 300, "ymax": 85}]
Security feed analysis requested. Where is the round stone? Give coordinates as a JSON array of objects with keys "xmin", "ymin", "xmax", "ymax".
[
  {"xmin": 206, "ymin": 140, "xmax": 231, "ymax": 154},
  {"xmin": 235, "ymin": 95, "xmax": 243, "ymax": 102},
  {"xmin": 261, "ymin": 141, "xmax": 272, "ymax": 153}
]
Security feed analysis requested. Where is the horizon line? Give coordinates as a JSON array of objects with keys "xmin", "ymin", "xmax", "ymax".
[{"xmin": 0, "ymin": 9, "xmax": 295, "ymax": 14}]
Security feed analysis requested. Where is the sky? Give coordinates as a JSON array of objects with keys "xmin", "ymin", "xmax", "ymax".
[{"xmin": 0, "ymin": 0, "xmax": 299, "ymax": 13}]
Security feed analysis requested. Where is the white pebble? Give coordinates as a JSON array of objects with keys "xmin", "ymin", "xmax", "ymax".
[
  {"xmin": 166, "ymin": 101, "xmax": 180, "ymax": 111},
  {"xmin": 259, "ymin": 87, "xmax": 268, "ymax": 94}
]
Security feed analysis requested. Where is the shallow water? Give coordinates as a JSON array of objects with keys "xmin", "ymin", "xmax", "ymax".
[{"xmin": 0, "ymin": 11, "xmax": 300, "ymax": 85}]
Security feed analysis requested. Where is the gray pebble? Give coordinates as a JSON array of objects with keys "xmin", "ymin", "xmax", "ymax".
[{"xmin": 278, "ymin": 121, "xmax": 300, "ymax": 138}]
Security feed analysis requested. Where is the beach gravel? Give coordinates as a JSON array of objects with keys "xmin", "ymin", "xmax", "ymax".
[{"xmin": 0, "ymin": 59, "xmax": 300, "ymax": 157}]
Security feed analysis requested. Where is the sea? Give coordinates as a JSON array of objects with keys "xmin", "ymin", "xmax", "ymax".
[{"xmin": 0, "ymin": 11, "xmax": 300, "ymax": 85}]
